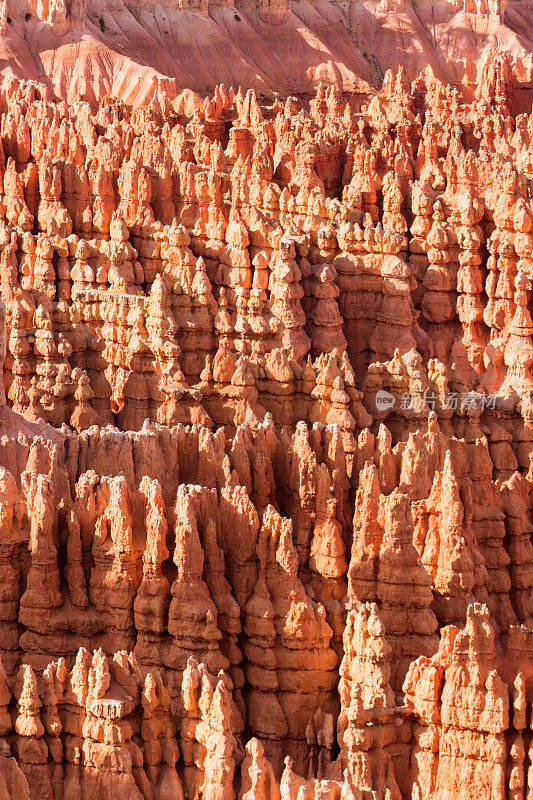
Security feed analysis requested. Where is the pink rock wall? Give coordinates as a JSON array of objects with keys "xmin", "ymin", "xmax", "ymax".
[{"xmin": 0, "ymin": 63, "xmax": 529, "ymax": 800}]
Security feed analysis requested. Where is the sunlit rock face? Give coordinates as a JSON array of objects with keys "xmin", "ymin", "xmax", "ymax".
[{"xmin": 0, "ymin": 13, "xmax": 531, "ymax": 798}]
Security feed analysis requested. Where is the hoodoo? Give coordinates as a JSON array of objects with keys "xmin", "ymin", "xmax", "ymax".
[{"xmin": 0, "ymin": 1, "xmax": 531, "ymax": 798}]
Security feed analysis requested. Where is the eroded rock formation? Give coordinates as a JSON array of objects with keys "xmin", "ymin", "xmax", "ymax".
[{"xmin": 0, "ymin": 47, "xmax": 530, "ymax": 800}]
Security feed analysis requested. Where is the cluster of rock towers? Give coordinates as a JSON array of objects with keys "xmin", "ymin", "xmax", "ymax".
[{"xmin": 0, "ymin": 53, "xmax": 532, "ymax": 800}]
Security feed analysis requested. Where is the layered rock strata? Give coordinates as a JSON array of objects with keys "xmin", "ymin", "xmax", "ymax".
[{"xmin": 0, "ymin": 62, "xmax": 530, "ymax": 800}]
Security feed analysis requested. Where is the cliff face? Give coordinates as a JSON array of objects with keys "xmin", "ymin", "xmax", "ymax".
[
  {"xmin": 0, "ymin": 417, "xmax": 531, "ymax": 800},
  {"xmin": 0, "ymin": 0, "xmax": 532, "ymax": 105},
  {"xmin": 0, "ymin": 45, "xmax": 532, "ymax": 800}
]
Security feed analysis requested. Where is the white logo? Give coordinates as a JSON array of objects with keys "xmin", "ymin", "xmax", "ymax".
[{"xmin": 375, "ymin": 390, "xmax": 395, "ymax": 412}]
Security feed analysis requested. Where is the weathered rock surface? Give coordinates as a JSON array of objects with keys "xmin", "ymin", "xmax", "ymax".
[
  {"xmin": 0, "ymin": 0, "xmax": 533, "ymax": 107},
  {"xmin": 0, "ymin": 37, "xmax": 531, "ymax": 800}
]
